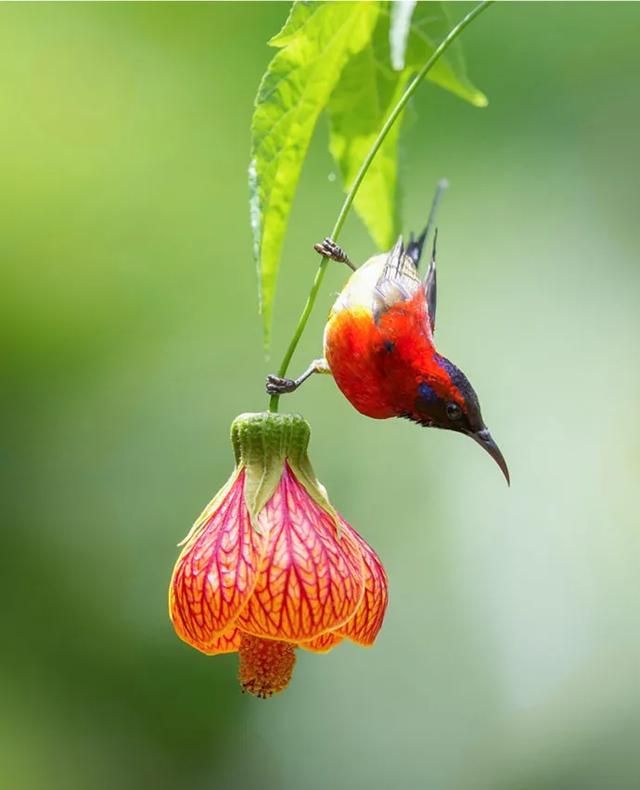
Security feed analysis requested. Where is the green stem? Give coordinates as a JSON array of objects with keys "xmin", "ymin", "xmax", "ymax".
[{"xmin": 269, "ymin": 0, "xmax": 493, "ymax": 413}]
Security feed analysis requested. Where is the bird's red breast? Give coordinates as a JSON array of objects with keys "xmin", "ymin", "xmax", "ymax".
[
  {"xmin": 324, "ymin": 288, "xmax": 437, "ymax": 419},
  {"xmin": 324, "ymin": 305, "xmax": 393, "ymax": 418}
]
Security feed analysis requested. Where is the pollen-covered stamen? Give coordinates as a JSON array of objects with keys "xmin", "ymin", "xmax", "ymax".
[{"xmin": 238, "ymin": 634, "xmax": 296, "ymax": 699}]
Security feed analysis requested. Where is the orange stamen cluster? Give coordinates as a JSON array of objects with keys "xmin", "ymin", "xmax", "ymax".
[{"xmin": 238, "ymin": 634, "xmax": 296, "ymax": 699}]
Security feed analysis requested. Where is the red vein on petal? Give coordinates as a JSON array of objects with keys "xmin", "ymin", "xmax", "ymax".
[
  {"xmin": 236, "ymin": 463, "xmax": 365, "ymax": 641},
  {"xmin": 337, "ymin": 521, "xmax": 388, "ymax": 646},
  {"xmin": 170, "ymin": 470, "xmax": 266, "ymax": 650},
  {"xmin": 299, "ymin": 631, "xmax": 344, "ymax": 653},
  {"xmin": 200, "ymin": 627, "xmax": 242, "ymax": 655}
]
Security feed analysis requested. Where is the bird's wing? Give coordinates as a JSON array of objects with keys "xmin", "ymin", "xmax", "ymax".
[{"xmin": 372, "ymin": 236, "xmax": 423, "ymax": 323}]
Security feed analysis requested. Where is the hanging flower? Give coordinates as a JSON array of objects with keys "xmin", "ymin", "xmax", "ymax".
[{"xmin": 169, "ymin": 412, "xmax": 387, "ymax": 698}]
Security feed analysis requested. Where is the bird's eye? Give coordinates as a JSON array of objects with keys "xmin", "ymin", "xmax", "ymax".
[{"xmin": 446, "ymin": 402, "xmax": 462, "ymax": 420}]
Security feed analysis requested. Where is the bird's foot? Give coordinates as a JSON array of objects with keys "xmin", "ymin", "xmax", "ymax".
[
  {"xmin": 266, "ymin": 374, "xmax": 298, "ymax": 395},
  {"xmin": 313, "ymin": 237, "xmax": 356, "ymax": 270}
]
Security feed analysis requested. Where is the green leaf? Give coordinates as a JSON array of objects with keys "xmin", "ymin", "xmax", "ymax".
[
  {"xmin": 327, "ymin": 1, "xmax": 486, "ymax": 252},
  {"xmin": 328, "ymin": 14, "xmax": 409, "ymax": 250},
  {"xmin": 250, "ymin": 1, "xmax": 379, "ymax": 351},
  {"xmin": 268, "ymin": 2, "xmax": 315, "ymax": 48},
  {"xmin": 405, "ymin": 2, "xmax": 487, "ymax": 108}
]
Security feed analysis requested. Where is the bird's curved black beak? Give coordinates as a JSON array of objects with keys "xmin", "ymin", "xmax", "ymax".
[{"xmin": 469, "ymin": 428, "xmax": 510, "ymax": 485}]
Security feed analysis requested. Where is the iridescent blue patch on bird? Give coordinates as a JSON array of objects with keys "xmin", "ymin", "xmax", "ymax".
[
  {"xmin": 433, "ymin": 354, "xmax": 455, "ymax": 377},
  {"xmin": 417, "ymin": 381, "xmax": 438, "ymax": 403}
]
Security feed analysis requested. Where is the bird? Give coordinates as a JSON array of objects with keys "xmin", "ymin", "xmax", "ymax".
[{"xmin": 266, "ymin": 180, "xmax": 509, "ymax": 484}]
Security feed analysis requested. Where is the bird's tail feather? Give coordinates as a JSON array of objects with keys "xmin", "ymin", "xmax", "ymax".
[{"xmin": 406, "ymin": 178, "xmax": 448, "ymax": 268}]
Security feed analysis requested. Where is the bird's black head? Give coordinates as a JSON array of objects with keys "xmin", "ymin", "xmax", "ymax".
[{"xmin": 408, "ymin": 353, "xmax": 510, "ymax": 484}]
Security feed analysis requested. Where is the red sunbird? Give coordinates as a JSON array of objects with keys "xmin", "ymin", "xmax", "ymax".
[{"xmin": 267, "ymin": 181, "xmax": 510, "ymax": 484}]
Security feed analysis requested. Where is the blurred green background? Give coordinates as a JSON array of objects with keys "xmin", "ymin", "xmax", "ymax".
[{"xmin": 2, "ymin": 2, "xmax": 640, "ymax": 789}]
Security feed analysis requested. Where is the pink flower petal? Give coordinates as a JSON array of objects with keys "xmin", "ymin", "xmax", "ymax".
[
  {"xmin": 236, "ymin": 463, "xmax": 365, "ymax": 642},
  {"xmin": 170, "ymin": 470, "xmax": 266, "ymax": 651},
  {"xmin": 337, "ymin": 521, "xmax": 388, "ymax": 646}
]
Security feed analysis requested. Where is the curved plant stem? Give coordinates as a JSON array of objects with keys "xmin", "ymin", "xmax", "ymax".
[{"xmin": 269, "ymin": 0, "xmax": 493, "ymax": 412}]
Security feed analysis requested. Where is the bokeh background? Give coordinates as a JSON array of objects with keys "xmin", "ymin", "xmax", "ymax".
[{"xmin": 2, "ymin": 3, "xmax": 640, "ymax": 789}]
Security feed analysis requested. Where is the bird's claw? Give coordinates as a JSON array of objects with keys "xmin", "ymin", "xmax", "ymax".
[
  {"xmin": 314, "ymin": 237, "xmax": 341, "ymax": 259},
  {"xmin": 313, "ymin": 237, "xmax": 356, "ymax": 270},
  {"xmin": 266, "ymin": 374, "xmax": 298, "ymax": 395}
]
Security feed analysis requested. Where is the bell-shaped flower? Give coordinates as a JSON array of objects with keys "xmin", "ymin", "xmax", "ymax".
[{"xmin": 169, "ymin": 412, "xmax": 387, "ymax": 698}]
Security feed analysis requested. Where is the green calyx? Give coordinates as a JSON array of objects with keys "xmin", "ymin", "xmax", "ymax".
[{"xmin": 230, "ymin": 412, "xmax": 340, "ymax": 535}]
